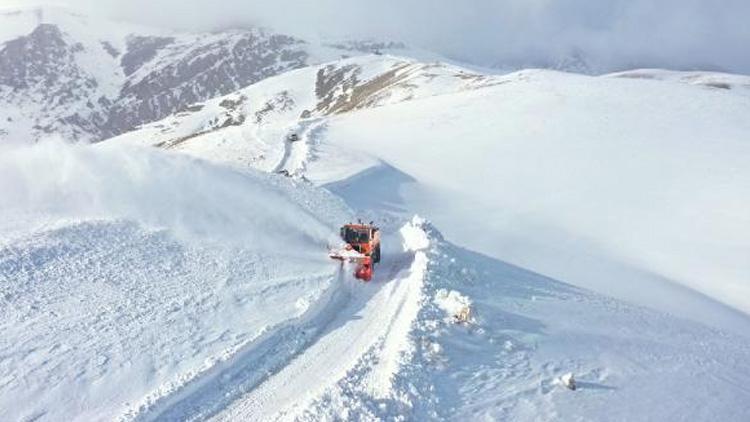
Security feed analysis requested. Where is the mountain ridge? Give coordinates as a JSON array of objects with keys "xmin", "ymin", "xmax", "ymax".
[{"xmin": 0, "ymin": 6, "xmax": 418, "ymax": 143}]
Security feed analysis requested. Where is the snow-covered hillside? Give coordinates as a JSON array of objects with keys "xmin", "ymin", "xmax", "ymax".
[
  {"xmin": 316, "ymin": 67, "xmax": 750, "ymax": 327},
  {"xmin": 111, "ymin": 55, "xmax": 750, "ymax": 331},
  {"xmin": 111, "ymin": 55, "xmax": 500, "ymax": 172},
  {"xmin": 0, "ymin": 141, "xmax": 350, "ymax": 421},
  {"xmin": 607, "ymin": 68, "xmax": 750, "ymax": 96},
  {"xmin": 0, "ymin": 6, "xmax": 422, "ymax": 143},
  {"xmin": 2, "ymin": 140, "xmax": 749, "ymax": 421},
  {"xmin": 3, "ymin": 27, "xmax": 750, "ymax": 420}
]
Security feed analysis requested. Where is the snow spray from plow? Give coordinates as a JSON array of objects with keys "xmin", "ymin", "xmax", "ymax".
[{"xmin": 0, "ymin": 140, "xmax": 341, "ymax": 254}]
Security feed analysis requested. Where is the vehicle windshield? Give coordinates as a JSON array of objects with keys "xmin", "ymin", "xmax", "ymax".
[{"xmin": 343, "ymin": 227, "xmax": 370, "ymax": 243}]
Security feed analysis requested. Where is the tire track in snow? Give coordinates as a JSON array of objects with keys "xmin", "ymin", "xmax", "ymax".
[
  {"xmin": 272, "ymin": 119, "xmax": 326, "ymax": 177},
  {"xmin": 125, "ymin": 271, "xmax": 350, "ymax": 422}
]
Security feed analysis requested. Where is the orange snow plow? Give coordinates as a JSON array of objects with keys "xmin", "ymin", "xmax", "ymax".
[{"xmin": 329, "ymin": 221, "xmax": 381, "ymax": 281}]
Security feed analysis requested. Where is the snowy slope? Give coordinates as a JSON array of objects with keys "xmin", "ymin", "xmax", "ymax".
[
  {"xmin": 5, "ymin": 53, "xmax": 750, "ymax": 420},
  {"xmin": 110, "ymin": 55, "xmax": 503, "ymax": 172},
  {"xmin": 607, "ymin": 68, "xmax": 750, "ymax": 97},
  {"xmin": 314, "ymin": 69, "xmax": 750, "ymax": 323},
  {"xmin": 3, "ymin": 145, "xmax": 749, "ymax": 422},
  {"xmin": 0, "ymin": 141, "xmax": 351, "ymax": 421},
  {"xmin": 109, "ymin": 56, "xmax": 750, "ymax": 328},
  {"xmin": 403, "ymin": 224, "xmax": 750, "ymax": 421}
]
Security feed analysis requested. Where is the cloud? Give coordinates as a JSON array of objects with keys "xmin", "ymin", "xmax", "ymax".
[{"xmin": 24, "ymin": 0, "xmax": 750, "ymax": 73}]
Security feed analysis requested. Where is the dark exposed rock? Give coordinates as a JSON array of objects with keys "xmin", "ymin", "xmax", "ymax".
[
  {"xmin": 0, "ymin": 23, "xmax": 312, "ymax": 142},
  {"xmin": 0, "ymin": 24, "xmax": 109, "ymax": 141},
  {"xmin": 120, "ymin": 35, "xmax": 175, "ymax": 76},
  {"xmin": 703, "ymin": 82, "xmax": 731, "ymax": 90},
  {"xmin": 0, "ymin": 24, "xmax": 69, "ymax": 90},
  {"xmin": 220, "ymin": 97, "xmax": 245, "ymax": 110},
  {"xmin": 324, "ymin": 40, "xmax": 406, "ymax": 53},
  {"xmin": 314, "ymin": 62, "xmax": 416, "ymax": 115},
  {"xmin": 100, "ymin": 41, "xmax": 120, "ymax": 57},
  {"xmin": 103, "ymin": 31, "xmax": 309, "ymax": 140},
  {"xmin": 254, "ymin": 91, "xmax": 294, "ymax": 123},
  {"xmin": 315, "ymin": 64, "xmax": 361, "ymax": 113},
  {"xmin": 184, "ymin": 104, "xmax": 205, "ymax": 112}
]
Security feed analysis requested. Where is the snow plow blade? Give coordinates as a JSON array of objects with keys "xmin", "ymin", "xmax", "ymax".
[
  {"xmin": 329, "ymin": 247, "xmax": 373, "ymax": 281},
  {"xmin": 328, "ymin": 250, "xmax": 367, "ymax": 263}
]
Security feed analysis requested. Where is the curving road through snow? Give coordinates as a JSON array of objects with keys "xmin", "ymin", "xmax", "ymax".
[{"xmin": 211, "ymin": 226, "xmax": 428, "ymax": 421}]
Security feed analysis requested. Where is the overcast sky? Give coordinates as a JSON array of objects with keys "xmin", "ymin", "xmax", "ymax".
[{"xmin": 4, "ymin": 0, "xmax": 750, "ymax": 74}]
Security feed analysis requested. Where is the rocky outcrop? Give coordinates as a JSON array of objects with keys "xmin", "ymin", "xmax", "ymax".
[{"xmin": 0, "ymin": 19, "xmax": 311, "ymax": 142}]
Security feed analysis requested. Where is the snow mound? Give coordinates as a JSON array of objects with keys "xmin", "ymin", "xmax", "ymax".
[
  {"xmin": 555, "ymin": 372, "xmax": 577, "ymax": 391},
  {"xmin": 433, "ymin": 289, "xmax": 472, "ymax": 322},
  {"xmin": 399, "ymin": 216, "xmax": 430, "ymax": 252}
]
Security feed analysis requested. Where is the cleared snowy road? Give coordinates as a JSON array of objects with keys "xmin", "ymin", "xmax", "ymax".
[{"xmin": 212, "ymin": 227, "xmax": 428, "ymax": 421}]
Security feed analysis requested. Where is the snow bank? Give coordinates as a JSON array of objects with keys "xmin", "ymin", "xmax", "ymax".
[
  {"xmin": 399, "ymin": 215, "xmax": 430, "ymax": 251},
  {"xmin": 0, "ymin": 140, "xmax": 340, "ymax": 253},
  {"xmin": 415, "ymin": 231, "xmax": 750, "ymax": 421}
]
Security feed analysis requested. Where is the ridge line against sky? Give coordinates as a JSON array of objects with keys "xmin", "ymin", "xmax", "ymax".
[{"xmin": 1, "ymin": 0, "xmax": 749, "ymax": 74}]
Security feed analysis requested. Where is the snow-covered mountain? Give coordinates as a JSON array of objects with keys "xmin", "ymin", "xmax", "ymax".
[
  {"xmin": 111, "ymin": 54, "xmax": 750, "ymax": 325},
  {"xmin": 2, "ymin": 8, "xmax": 750, "ymax": 422},
  {"xmin": 2, "ymin": 138, "xmax": 749, "ymax": 421},
  {"xmin": 0, "ymin": 7, "xmax": 418, "ymax": 143},
  {"xmin": 110, "ymin": 55, "xmax": 502, "ymax": 171}
]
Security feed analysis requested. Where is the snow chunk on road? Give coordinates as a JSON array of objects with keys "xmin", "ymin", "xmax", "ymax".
[
  {"xmin": 556, "ymin": 372, "xmax": 577, "ymax": 391},
  {"xmin": 434, "ymin": 289, "xmax": 473, "ymax": 323},
  {"xmin": 400, "ymin": 216, "xmax": 430, "ymax": 251}
]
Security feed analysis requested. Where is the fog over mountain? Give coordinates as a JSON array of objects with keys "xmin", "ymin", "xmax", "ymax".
[{"xmin": 5, "ymin": 0, "xmax": 748, "ymax": 74}]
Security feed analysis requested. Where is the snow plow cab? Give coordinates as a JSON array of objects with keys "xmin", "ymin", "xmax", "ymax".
[{"xmin": 329, "ymin": 222, "xmax": 381, "ymax": 281}]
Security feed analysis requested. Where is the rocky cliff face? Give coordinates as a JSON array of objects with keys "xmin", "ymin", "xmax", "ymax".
[
  {"xmin": 103, "ymin": 30, "xmax": 309, "ymax": 139},
  {"xmin": 0, "ymin": 8, "xmax": 382, "ymax": 143},
  {"xmin": 0, "ymin": 23, "xmax": 109, "ymax": 140}
]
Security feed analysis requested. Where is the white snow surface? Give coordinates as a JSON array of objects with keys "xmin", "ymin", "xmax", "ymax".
[
  {"xmin": 111, "ymin": 56, "xmax": 750, "ymax": 329},
  {"xmin": 0, "ymin": 141, "xmax": 349, "ymax": 421},
  {"xmin": 4, "ymin": 55, "xmax": 750, "ymax": 421},
  {"xmin": 315, "ymin": 68, "xmax": 750, "ymax": 318},
  {"xmin": 310, "ymin": 70, "xmax": 746, "ymax": 320}
]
